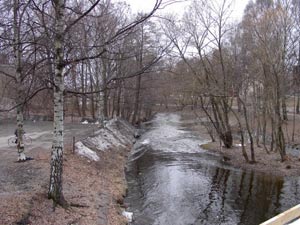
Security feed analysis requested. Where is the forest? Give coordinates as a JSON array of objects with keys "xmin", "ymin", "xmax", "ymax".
[{"xmin": 1, "ymin": 0, "xmax": 300, "ymax": 224}]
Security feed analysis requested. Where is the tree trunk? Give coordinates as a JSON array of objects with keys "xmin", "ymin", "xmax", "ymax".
[
  {"xmin": 201, "ymin": 96, "xmax": 233, "ymax": 148},
  {"xmin": 102, "ymin": 61, "xmax": 108, "ymax": 119},
  {"xmin": 212, "ymin": 98, "xmax": 233, "ymax": 148},
  {"xmin": 292, "ymin": 92, "xmax": 296, "ymax": 142},
  {"xmin": 296, "ymin": 93, "xmax": 300, "ymax": 114},
  {"xmin": 132, "ymin": 74, "xmax": 142, "ymax": 124},
  {"xmin": 90, "ymin": 73, "xmax": 95, "ymax": 119},
  {"xmin": 81, "ymin": 64, "xmax": 86, "ymax": 118},
  {"xmin": 270, "ymin": 115, "xmax": 275, "ymax": 152},
  {"xmin": 48, "ymin": 0, "xmax": 66, "ymax": 206},
  {"xmin": 282, "ymin": 97, "xmax": 288, "ymax": 121},
  {"xmin": 71, "ymin": 69, "xmax": 81, "ymax": 117},
  {"xmin": 116, "ymin": 81, "xmax": 122, "ymax": 117},
  {"xmin": 13, "ymin": 0, "xmax": 26, "ymax": 161},
  {"xmin": 262, "ymin": 101, "xmax": 269, "ymax": 153},
  {"xmin": 132, "ymin": 24, "xmax": 144, "ymax": 125},
  {"xmin": 111, "ymin": 87, "xmax": 117, "ymax": 117},
  {"xmin": 240, "ymin": 98, "xmax": 255, "ymax": 163},
  {"xmin": 237, "ymin": 96, "xmax": 242, "ymax": 113},
  {"xmin": 220, "ymin": 131, "xmax": 233, "ymax": 148},
  {"xmin": 275, "ymin": 76, "xmax": 286, "ymax": 161},
  {"xmin": 277, "ymin": 125, "xmax": 286, "ymax": 161},
  {"xmin": 230, "ymin": 105, "xmax": 249, "ymax": 162},
  {"xmin": 244, "ymin": 109, "xmax": 255, "ymax": 163}
]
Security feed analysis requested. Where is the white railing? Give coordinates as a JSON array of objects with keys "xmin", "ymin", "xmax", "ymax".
[{"xmin": 260, "ymin": 205, "xmax": 300, "ymax": 225}]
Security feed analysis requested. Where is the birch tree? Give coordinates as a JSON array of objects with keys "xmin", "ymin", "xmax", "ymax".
[
  {"xmin": 48, "ymin": 0, "xmax": 66, "ymax": 205},
  {"xmin": 47, "ymin": 0, "xmax": 163, "ymax": 205},
  {"xmin": 0, "ymin": 1, "xmax": 52, "ymax": 160},
  {"xmin": 13, "ymin": 0, "xmax": 30, "ymax": 161}
]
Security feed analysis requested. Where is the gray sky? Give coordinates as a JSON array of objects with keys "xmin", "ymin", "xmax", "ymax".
[{"xmin": 124, "ymin": 0, "xmax": 250, "ymax": 21}]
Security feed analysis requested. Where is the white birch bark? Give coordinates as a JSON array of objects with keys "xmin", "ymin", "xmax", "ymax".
[
  {"xmin": 13, "ymin": 0, "xmax": 26, "ymax": 161},
  {"xmin": 48, "ymin": 0, "xmax": 66, "ymax": 205}
]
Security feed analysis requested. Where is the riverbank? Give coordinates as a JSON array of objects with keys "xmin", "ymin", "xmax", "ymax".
[
  {"xmin": 125, "ymin": 112, "xmax": 300, "ymax": 225},
  {"xmin": 0, "ymin": 119, "xmax": 134, "ymax": 225},
  {"xmin": 180, "ymin": 110, "xmax": 300, "ymax": 177},
  {"xmin": 2, "ymin": 148, "xmax": 130, "ymax": 225},
  {"xmin": 201, "ymin": 142, "xmax": 300, "ymax": 177}
]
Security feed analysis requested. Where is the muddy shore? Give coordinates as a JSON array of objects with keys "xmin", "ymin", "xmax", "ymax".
[
  {"xmin": 180, "ymin": 110, "xmax": 300, "ymax": 177},
  {"xmin": 201, "ymin": 142, "xmax": 300, "ymax": 177}
]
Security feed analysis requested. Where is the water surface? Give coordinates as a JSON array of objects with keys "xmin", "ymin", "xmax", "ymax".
[{"xmin": 125, "ymin": 113, "xmax": 300, "ymax": 225}]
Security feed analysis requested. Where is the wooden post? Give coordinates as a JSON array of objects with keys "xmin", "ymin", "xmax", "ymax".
[{"xmin": 72, "ymin": 136, "xmax": 75, "ymax": 154}]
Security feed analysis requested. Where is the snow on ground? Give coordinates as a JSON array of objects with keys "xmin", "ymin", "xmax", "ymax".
[
  {"xmin": 81, "ymin": 120, "xmax": 89, "ymax": 124},
  {"xmin": 75, "ymin": 118, "xmax": 135, "ymax": 160},
  {"xmin": 86, "ymin": 129, "xmax": 125, "ymax": 150},
  {"xmin": 122, "ymin": 211, "xmax": 133, "ymax": 222},
  {"xmin": 106, "ymin": 119, "xmax": 135, "ymax": 145},
  {"xmin": 75, "ymin": 141, "xmax": 100, "ymax": 161},
  {"xmin": 141, "ymin": 139, "xmax": 150, "ymax": 145}
]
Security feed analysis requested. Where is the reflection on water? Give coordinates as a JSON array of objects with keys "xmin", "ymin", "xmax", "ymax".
[{"xmin": 125, "ymin": 114, "xmax": 300, "ymax": 225}]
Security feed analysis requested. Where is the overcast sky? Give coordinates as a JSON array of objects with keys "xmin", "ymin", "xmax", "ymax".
[{"xmin": 124, "ymin": 0, "xmax": 250, "ymax": 22}]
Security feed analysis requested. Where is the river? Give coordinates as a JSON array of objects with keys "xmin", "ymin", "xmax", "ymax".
[{"xmin": 125, "ymin": 113, "xmax": 300, "ymax": 225}]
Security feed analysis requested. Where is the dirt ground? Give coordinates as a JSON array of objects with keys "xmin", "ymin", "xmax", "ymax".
[
  {"xmin": 2, "ymin": 107, "xmax": 300, "ymax": 224},
  {"xmin": 200, "ymin": 142, "xmax": 300, "ymax": 177},
  {"xmin": 180, "ymin": 109, "xmax": 300, "ymax": 177},
  {"xmin": 0, "ymin": 121, "xmax": 130, "ymax": 225}
]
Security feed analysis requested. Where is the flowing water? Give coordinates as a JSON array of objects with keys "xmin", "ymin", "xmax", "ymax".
[{"xmin": 125, "ymin": 113, "xmax": 300, "ymax": 225}]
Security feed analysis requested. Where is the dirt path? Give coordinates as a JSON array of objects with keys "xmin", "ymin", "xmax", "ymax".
[{"xmin": 0, "ymin": 122, "xmax": 99, "ymax": 195}]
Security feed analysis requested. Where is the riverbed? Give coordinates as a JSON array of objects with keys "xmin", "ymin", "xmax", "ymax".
[{"xmin": 125, "ymin": 113, "xmax": 300, "ymax": 225}]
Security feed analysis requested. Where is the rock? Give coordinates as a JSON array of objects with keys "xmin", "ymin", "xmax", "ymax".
[
  {"xmin": 134, "ymin": 131, "xmax": 141, "ymax": 139},
  {"xmin": 223, "ymin": 156, "xmax": 231, "ymax": 162}
]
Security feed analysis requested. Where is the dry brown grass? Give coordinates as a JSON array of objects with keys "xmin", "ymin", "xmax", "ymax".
[{"xmin": 0, "ymin": 146, "xmax": 130, "ymax": 225}]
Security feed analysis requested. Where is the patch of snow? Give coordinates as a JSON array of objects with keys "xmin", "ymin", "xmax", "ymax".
[
  {"xmin": 95, "ymin": 121, "xmax": 99, "ymax": 125},
  {"xmin": 141, "ymin": 139, "xmax": 150, "ymax": 145},
  {"xmin": 119, "ymin": 119, "xmax": 136, "ymax": 134},
  {"xmin": 75, "ymin": 141, "xmax": 99, "ymax": 161},
  {"xmin": 122, "ymin": 211, "xmax": 133, "ymax": 222},
  {"xmin": 106, "ymin": 118, "xmax": 117, "ymax": 126},
  {"xmin": 81, "ymin": 120, "xmax": 88, "ymax": 124},
  {"xmin": 86, "ymin": 129, "xmax": 125, "ymax": 151},
  {"xmin": 87, "ymin": 136, "xmax": 111, "ymax": 150},
  {"xmin": 107, "ymin": 128, "xmax": 129, "ymax": 145},
  {"xmin": 234, "ymin": 143, "xmax": 244, "ymax": 147},
  {"xmin": 78, "ymin": 118, "xmax": 135, "ymax": 153},
  {"xmin": 129, "ymin": 145, "xmax": 149, "ymax": 162}
]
